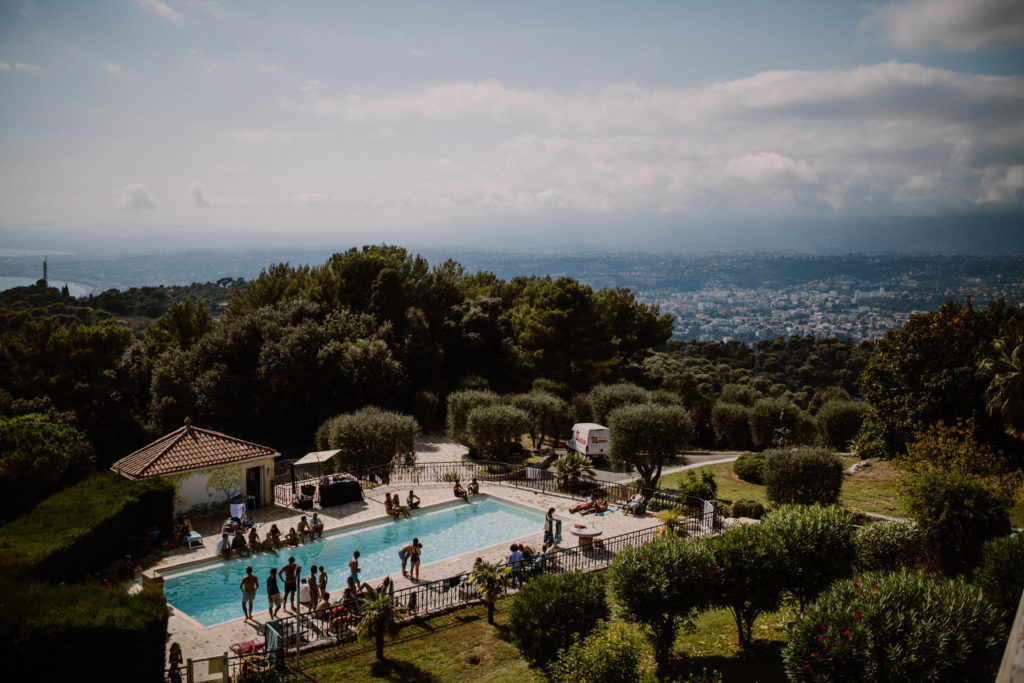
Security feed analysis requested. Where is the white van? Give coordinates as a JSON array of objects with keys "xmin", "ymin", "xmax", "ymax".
[{"xmin": 567, "ymin": 423, "xmax": 610, "ymax": 460}]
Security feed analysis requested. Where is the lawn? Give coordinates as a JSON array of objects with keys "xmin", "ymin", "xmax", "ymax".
[
  {"xmin": 660, "ymin": 456, "xmax": 908, "ymax": 518},
  {"xmin": 298, "ymin": 596, "xmax": 792, "ymax": 682}
]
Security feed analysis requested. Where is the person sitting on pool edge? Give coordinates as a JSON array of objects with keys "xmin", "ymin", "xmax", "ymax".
[
  {"xmin": 246, "ymin": 527, "xmax": 261, "ymax": 554},
  {"xmin": 384, "ymin": 494, "xmax": 401, "ymax": 520},
  {"xmin": 285, "ymin": 527, "xmax": 300, "ymax": 546},
  {"xmin": 268, "ymin": 524, "xmax": 282, "ymax": 549},
  {"xmin": 217, "ymin": 532, "xmax": 233, "ymax": 558},
  {"xmin": 297, "ymin": 515, "xmax": 311, "ymax": 541},
  {"xmin": 391, "ymin": 493, "xmax": 411, "ymax": 518},
  {"xmin": 231, "ymin": 529, "xmax": 249, "ymax": 556},
  {"xmin": 468, "ymin": 477, "xmax": 480, "ymax": 495},
  {"xmin": 310, "ymin": 512, "xmax": 324, "ymax": 539},
  {"xmin": 453, "ymin": 479, "xmax": 469, "ymax": 503},
  {"xmin": 407, "ymin": 490, "xmax": 420, "ymax": 510}
]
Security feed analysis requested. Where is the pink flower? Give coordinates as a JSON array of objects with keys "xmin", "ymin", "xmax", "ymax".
[
  {"xmin": 871, "ymin": 583, "xmax": 879, "ymax": 589},
  {"xmin": 854, "ymin": 613, "xmax": 861, "ymax": 620}
]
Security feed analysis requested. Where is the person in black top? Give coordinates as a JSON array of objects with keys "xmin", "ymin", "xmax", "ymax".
[{"xmin": 267, "ymin": 567, "xmax": 283, "ymax": 619}]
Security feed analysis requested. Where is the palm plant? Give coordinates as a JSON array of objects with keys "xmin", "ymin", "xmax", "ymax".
[
  {"xmin": 656, "ymin": 506, "xmax": 687, "ymax": 537},
  {"xmin": 555, "ymin": 452, "xmax": 595, "ymax": 492},
  {"xmin": 469, "ymin": 559, "xmax": 511, "ymax": 625},
  {"xmin": 979, "ymin": 325, "xmax": 1024, "ymax": 441},
  {"xmin": 356, "ymin": 585, "xmax": 408, "ymax": 660}
]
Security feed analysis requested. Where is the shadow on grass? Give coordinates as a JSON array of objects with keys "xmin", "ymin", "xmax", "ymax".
[
  {"xmin": 367, "ymin": 658, "xmax": 439, "ymax": 682},
  {"xmin": 666, "ymin": 640, "xmax": 787, "ymax": 683}
]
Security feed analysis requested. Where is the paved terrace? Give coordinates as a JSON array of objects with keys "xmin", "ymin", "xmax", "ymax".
[{"xmin": 156, "ymin": 481, "xmax": 659, "ymax": 663}]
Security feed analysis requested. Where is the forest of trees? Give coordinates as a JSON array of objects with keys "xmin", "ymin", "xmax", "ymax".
[{"xmin": 1, "ymin": 245, "xmax": 1021, "ymax": 517}]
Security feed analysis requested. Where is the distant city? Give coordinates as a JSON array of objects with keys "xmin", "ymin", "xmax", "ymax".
[{"xmin": 1, "ymin": 249, "xmax": 1021, "ymax": 343}]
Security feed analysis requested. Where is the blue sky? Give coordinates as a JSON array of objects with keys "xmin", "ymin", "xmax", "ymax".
[{"xmin": 1, "ymin": 0, "xmax": 1022, "ymax": 251}]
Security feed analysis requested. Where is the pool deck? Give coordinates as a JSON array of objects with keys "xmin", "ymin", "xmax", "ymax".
[{"xmin": 159, "ymin": 482, "xmax": 658, "ymax": 662}]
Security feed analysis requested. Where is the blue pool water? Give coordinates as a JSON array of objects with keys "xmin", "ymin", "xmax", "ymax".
[{"xmin": 162, "ymin": 496, "xmax": 544, "ymax": 626}]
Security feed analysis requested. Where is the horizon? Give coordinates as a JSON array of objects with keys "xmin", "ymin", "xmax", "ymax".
[{"xmin": 1, "ymin": 0, "xmax": 1023, "ymax": 253}]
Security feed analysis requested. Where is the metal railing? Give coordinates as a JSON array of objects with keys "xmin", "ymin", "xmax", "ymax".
[{"xmin": 259, "ymin": 505, "xmax": 719, "ymax": 661}]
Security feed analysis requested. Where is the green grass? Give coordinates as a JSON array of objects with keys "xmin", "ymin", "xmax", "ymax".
[
  {"xmin": 660, "ymin": 456, "xmax": 910, "ymax": 518},
  {"xmin": 298, "ymin": 595, "xmax": 791, "ymax": 682}
]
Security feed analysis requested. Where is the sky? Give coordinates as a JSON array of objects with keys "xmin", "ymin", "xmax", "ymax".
[{"xmin": 0, "ymin": 0, "xmax": 1023, "ymax": 253}]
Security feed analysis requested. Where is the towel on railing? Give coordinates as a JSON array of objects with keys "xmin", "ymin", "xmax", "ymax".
[
  {"xmin": 553, "ymin": 519, "xmax": 562, "ymax": 544},
  {"xmin": 264, "ymin": 620, "xmax": 280, "ymax": 663},
  {"xmin": 408, "ymin": 591, "xmax": 417, "ymax": 612}
]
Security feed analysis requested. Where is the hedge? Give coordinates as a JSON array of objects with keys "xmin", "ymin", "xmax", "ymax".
[
  {"xmin": 0, "ymin": 473, "xmax": 174, "ymax": 581},
  {"xmin": 0, "ymin": 579, "xmax": 169, "ymax": 682}
]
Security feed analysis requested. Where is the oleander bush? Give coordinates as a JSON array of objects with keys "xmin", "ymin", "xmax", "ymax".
[
  {"xmin": 546, "ymin": 621, "xmax": 646, "ymax": 683},
  {"xmin": 0, "ymin": 473, "xmax": 174, "ymax": 581},
  {"xmin": 609, "ymin": 535, "xmax": 716, "ymax": 666},
  {"xmin": 729, "ymin": 499, "xmax": 766, "ymax": 519},
  {"xmin": 507, "ymin": 571, "xmax": 608, "ymax": 666},
  {"xmin": 732, "ymin": 453, "xmax": 766, "ymax": 484},
  {"xmin": 853, "ymin": 521, "xmax": 925, "ymax": 572},
  {"xmin": 973, "ymin": 532, "xmax": 1024, "ymax": 623},
  {"xmin": 762, "ymin": 447, "xmax": 843, "ymax": 506},
  {"xmin": 782, "ymin": 570, "xmax": 1007, "ymax": 682},
  {"xmin": 902, "ymin": 470, "xmax": 1011, "ymax": 575},
  {"xmin": 761, "ymin": 504, "xmax": 856, "ymax": 610}
]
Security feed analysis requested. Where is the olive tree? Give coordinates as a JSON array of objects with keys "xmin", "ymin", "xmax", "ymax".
[
  {"xmin": 608, "ymin": 403, "xmax": 694, "ymax": 489},
  {"xmin": 508, "ymin": 390, "xmax": 567, "ymax": 448},
  {"xmin": 466, "ymin": 403, "xmax": 530, "ymax": 459},
  {"xmin": 444, "ymin": 389, "xmax": 499, "ymax": 444},
  {"xmin": 317, "ymin": 406, "xmax": 418, "ymax": 478}
]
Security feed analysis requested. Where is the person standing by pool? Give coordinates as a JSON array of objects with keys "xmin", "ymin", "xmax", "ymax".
[
  {"xmin": 307, "ymin": 565, "xmax": 320, "ymax": 613},
  {"xmin": 399, "ymin": 538, "xmax": 418, "ymax": 576},
  {"xmin": 409, "ymin": 540, "xmax": 423, "ymax": 581},
  {"xmin": 544, "ymin": 507, "xmax": 556, "ymax": 545},
  {"xmin": 280, "ymin": 557, "xmax": 300, "ymax": 612},
  {"xmin": 240, "ymin": 566, "xmax": 259, "ymax": 621},
  {"xmin": 266, "ymin": 568, "xmax": 283, "ymax": 619},
  {"xmin": 318, "ymin": 566, "xmax": 328, "ymax": 597}
]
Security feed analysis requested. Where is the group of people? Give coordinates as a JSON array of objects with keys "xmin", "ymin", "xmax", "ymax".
[
  {"xmin": 217, "ymin": 514, "xmax": 325, "ymax": 559},
  {"xmin": 453, "ymin": 477, "xmax": 479, "ymax": 502},
  {"xmin": 569, "ymin": 495, "xmax": 609, "ymax": 515},
  {"xmin": 398, "ymin": 537, "xmax": 423, "ymax": 580},
  {"xmin": 385, "ymin": 491, "xmax": 420, "ymax": 520}
]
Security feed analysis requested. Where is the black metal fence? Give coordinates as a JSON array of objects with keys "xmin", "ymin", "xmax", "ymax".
[
  {"xmin": 274, "ymin": 459, "xmax": 717, "ymax": 519},
  {"xmin": 257, "ymin": 506, "xmax": 720, "ymax": 668}
]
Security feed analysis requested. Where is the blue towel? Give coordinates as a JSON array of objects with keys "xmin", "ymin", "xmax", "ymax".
[
  {"xmin": 553, "ymin": 519, "xmax": 562, "ymax": 544},
  {"xmin": 265, "ymin": 620, "xmax": 280, "ymax": 663}
]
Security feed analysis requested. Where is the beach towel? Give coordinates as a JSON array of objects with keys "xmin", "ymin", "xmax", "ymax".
[
  {"xmin": 264, "ymin": 620, "xmax": 280, "ymax": 663},
  {"xmin": 408, "ymin": 591, "xmax": 418, "ymax": 612},
  {"xmin": 553, "ymin": 519, "xmax": 562, "ymax": 544}
]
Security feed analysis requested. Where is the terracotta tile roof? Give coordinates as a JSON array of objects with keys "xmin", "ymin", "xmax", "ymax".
[{"xmin": 111, "ymin": 419, "xmax": 279, "ymax": 479}]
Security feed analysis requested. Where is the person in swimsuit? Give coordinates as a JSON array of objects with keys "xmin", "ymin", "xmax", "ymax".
[
  {"xmin": 349, "ymin": 550, "xmax": 363, "ymax": 587},
  {"xmin": 285, "ymin": 527, "xmax": 300, "ymax": 546},
  {"xmin": 453, "ymin": 480, "xmax": 469, "ymax": 503},
  {"xmin": 240, "ymin": 566, "xmax": 259, "ymax": 621},
  {"xmin": 218, "ymin": 533, "xmax": 233, "ymax": 558},
  {"xmin": 280, "ymin": 557, "xmax": 300, "ymax": 612},
  {"xmin": 407, "ymin": 490, "xmax": 420, "ymax": 509},
  {"xmin": 247, "ymin": 527, "xmax": 261, "ymax": 554},
  {"xmin": 297, "ymin": 515, "xmax": 310, "ymax": 542},
  {"xmin": 399, "ymin": 538, "xmax": 419, "ymax": 576},
  {"xmin": 268, "ymin": 524, "xmax": 282, "ymax": 549},
  {"xmin": 468, "ymin": 477, "xmax": 480, "ymax": 495},
  {"xmin": 318, "ymin": 566, "xmax": 328, "ymax": 596},
  {"xmin": 385, "ymin": 495, "xmax": 400, "ymax": 520},
  {"xmin": 310, "ymin": 513, "xmax": 324, "ymax": 539},
  {"xmin": 307, "ymin": 565, "xmax": 320, "ymax": 613},
  {"xmin": 392, "ymin": 493, "xmax": 411, "ymax": 518},
  {"xmin": 266, "ymin": 567, "xmax": 283, "ymax": 619},
  {"xmin": 409, "ymin": 540, "xmax": 423, "ymax": 581}
]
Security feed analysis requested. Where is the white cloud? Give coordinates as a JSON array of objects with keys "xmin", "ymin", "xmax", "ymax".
[
  {"xmin": 115, "ymin": 185, "xmax": 157, "ymax": 211},
  {"xmin": 862, "ymin": 0, "xmax": 1024, "ymax": 52},
  {"xmin": 231, "ymin": 129, "xmax": 292, "ymax": 143},
  {"xmin": 293, "ymin": 192, "xmax": 329, "ymax": 206},
  {"xmin": 190, "ymin": 184, "xmax": 213, "ymax": 208},
  {"xmin": 188, "ymin": 0, "xmax": 225, "ymax": 19},
  {"xmin": 317, "ymin": 63, "xmax": 1024, "ymax": 132},
  {"xmin": 100, "ymin": 61, "xmax": 134, "ymax": 80},
  {"xmin": 1, "ymin": 61, "xmax": 40, "ymax": 72},
  {"xmin": 134, "ymin": 0, "xmax": 183, "ymax": 23},
  {"xmin": 409, "ymin": 49, "xmax": 428, "ymax": 57},
  {"xmin": 975, "ymin": 164, "xmax": 1024, "ymax": 203}
]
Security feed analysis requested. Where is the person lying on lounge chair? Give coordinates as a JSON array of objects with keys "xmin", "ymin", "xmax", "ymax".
[
  {"xmin": 580, "ymin": 500, "xmax": 608, "ymax": 516},
  {"xmin": 569, "ymin": 496, "xmax": 602, "ymax": 514}
]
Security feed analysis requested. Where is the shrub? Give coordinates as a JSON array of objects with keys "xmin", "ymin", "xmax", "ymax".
[
  {"xmin": 609, "ymin": 535, "xmax": 716, "ymax": 665},
  {"xmin": 973, "ymin": 533, "xmax": 1024, "ymax": 622},
  {"xmin": 678, "ymin": 469, "xmax": 717, "ymax": 500},
  {"xmin": 781, "ymin": 570, "xmax": 1007, "ymax": 682},
  {"xmin": 708, "ymin": 524, "xmax": 787, "ymax": 649},
  {"xmin": 815, "ymin": 400, "xmax": 867, "ymax": 450},
  {"xmin": 903, "ymin": 470, "xmax": 1011, "ymax": 575},
  {"xmin": 507, "ymin": 571, "xmax": 608, "ymax": 666},
  {"xmin": 732, "ymin": 453, "xmax": 765, "ymax": 484},
  {"xmin": 762, "ymin": 447, "xmax": 843, "ymax": 506},
  {"xmin": 711, "ymin": 402, "xmax": 753, "ymax": 450},
  {"xmin": 0, "ymin": 474, "xmax": 174, "ymax": 581},
  {"xmin": 445, "ymin": 389, "xmax": 499, "ymax": 443},
  {"xmin": 729, "ymin": 499, "xmax": 765, "ymax": 519},
  {"xmin": 0, "ymin": 578, "xmax": 168, "ymax": 682},
  {"xmin": 465, "ymin": 403, "xmax": 530, "ymax": 459},
  {"xmin": 748, "ymin": 398, "xmax": 802, "ymax": 449},
  {"xmin": 853, "ymin": 521, "xmax": 924, "ymax": 572},
  {"xmin": 761, "ymin": 504, "xmax": 855, "ymax": 610},
  {"xmin": 546, "ymin": 621, "xmax": 646, "ymax": 683}
]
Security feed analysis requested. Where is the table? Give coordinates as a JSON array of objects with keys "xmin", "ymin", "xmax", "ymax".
[{"xmin": 569, "ymin": 526, "xmax": 603, "ymax": 549}]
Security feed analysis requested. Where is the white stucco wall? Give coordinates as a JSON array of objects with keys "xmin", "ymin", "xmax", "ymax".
[{"xmin": 166, "ymin": 458, "xmax": 275, "ymax": 516}]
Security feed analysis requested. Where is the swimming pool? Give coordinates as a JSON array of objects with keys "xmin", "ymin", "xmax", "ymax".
[{"xmin": 162, "ymin": 496, "xmax": 544, "ymax": 626}]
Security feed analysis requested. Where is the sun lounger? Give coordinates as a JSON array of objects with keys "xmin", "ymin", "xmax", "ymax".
[{"xmin": 185, "ymin": 531, "xmax": 203, "ymax": 549}]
